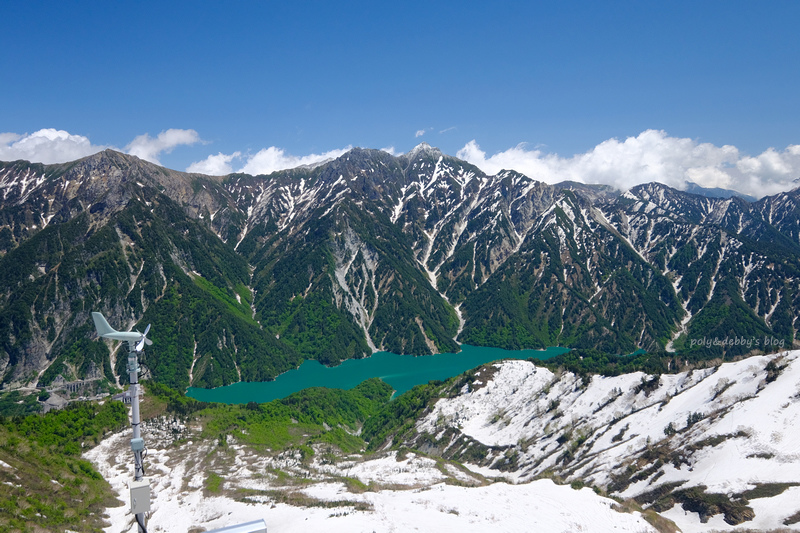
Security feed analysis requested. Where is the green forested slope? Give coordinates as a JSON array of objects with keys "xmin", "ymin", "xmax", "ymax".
[{"xmin": 0, "ymin": 401, "xmax": 128, "ymax": 532}]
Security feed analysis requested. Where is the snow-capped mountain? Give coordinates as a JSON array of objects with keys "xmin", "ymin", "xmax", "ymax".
[{"xmin": 1, "ymin": 145, "xmax": 800, "ymax": 389}]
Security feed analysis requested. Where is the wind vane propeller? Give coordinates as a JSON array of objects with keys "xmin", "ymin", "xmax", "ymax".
[{"xmin": 91, "ymin": 312, "xmax": 153, "ymax": 351}]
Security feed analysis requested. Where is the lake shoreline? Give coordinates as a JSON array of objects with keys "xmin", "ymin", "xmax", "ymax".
[{"xmin": 187, "ymin": 344, "xmax": 568, "ymax": 404}]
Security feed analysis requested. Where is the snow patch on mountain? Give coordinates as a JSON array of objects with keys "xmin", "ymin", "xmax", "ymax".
[
  {"xmin": 414, "ymin": 352, "xmax": 800, "ymax": 531},
  {"xmin": 331, "ymin": 227, "xmax": 380, "ymax": 351}
]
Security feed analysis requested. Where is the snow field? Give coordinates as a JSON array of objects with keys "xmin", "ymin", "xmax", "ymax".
[
  {"xmin": 86, "ymin": 422, "xmax": 656, "ymax": 532},
  {"xmin": 416, "ymin": 352, "xmax": 800, "ymax": 531},
  {"xmin": 85, "ymin": 351, "xmax": 800, "ymax": 533}
]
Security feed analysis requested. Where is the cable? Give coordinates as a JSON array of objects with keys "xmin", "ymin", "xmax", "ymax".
[
  {"xmin": 133, "ymin": 449, "xmax": 146, "ymax": 478},
  {"xmin": 140, "ymin": 447, "xmax": 148, "ymax": 476},
  {"xmin": 135, "ymin": 512, "xmax": 149, "ymax": 533}
]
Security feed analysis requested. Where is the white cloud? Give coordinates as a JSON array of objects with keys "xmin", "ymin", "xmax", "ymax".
[
  {"xmin": 186, "ymin": 151, "xmax": 242, "ymax": 175},
  {"xmin": 415, "ymin": 130, "xmax": 426, "ymax": 138},
  {"xmin": 0, "ymin": 128, "xmax": 108, "ymax": 164},
  {"xmin": 9, "ymin": 127, "xmax": 798, "ymax": 200},
  {"xmin": 0, "ymin": 128, "xmax": 206, "ymax": 167},
  {"xmin": 0, "ymin": 133, "xmax": 22, "ymax": 145},
  {"xmin": 125, "ymin": 129, "xmax": 202, "ymax": 164},
  {"xmin": 457, "ymin": 130, "xmax": 800, "ymax": 198},
  {"xmin": 189, "ymin": 145, "xmax": 410, "ymax": 176},
  {"xmin": 239, "ymin": 146, "xmax": 350, "ymax": 176}
]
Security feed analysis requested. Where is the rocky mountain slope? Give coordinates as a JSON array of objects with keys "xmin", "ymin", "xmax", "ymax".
[{"xmin": 2, "ymin": 145, "xmax": 800, "ymax": 389}]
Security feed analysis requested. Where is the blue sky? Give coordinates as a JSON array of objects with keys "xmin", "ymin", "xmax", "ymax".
[{"xmin": 2, "ymin": 1, "xmax": 800, "ymax": 196}]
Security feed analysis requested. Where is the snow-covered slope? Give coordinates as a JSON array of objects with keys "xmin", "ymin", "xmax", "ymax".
[
  {"xmin": 412, "ymin": 351, "xmax": 800, "ymax": 531},
  {"xmin": 85, "ymin": 426, "xmax": 657, "ymax": 533},
  {"xmin": 84, "ymin": 351, "xmax": 800, "ymax": 532}
]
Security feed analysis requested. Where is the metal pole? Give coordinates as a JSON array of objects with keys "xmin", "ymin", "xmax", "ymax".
[{"xmin": 128, "ymin": 342, "xmax": 147, "ymax": 532}]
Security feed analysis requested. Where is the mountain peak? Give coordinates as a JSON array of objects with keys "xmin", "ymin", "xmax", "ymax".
[
  {"xmin": 76, "ymin": 148, "xmax": 149, "ymax": 168},
  {"xmin": 684, "ymin": 181, "xmax": 756, "ymax": 202},
  {"xmin": 407, "ymin": 142, "xmax": 442, "ymax": 158}
]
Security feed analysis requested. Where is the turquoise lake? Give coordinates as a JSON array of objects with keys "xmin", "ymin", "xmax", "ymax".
[{"xmin": 187, "ymin": 344, "xmax": 568, "ymax": 404}]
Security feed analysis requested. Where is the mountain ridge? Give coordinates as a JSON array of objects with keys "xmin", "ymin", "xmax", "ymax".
[{"xmin": 1, "ymin": 146, "xmax": 799, "ymax": 390}]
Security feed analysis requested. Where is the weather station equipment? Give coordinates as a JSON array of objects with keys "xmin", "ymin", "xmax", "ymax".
[
  {"xmin": 92, "ymin": 313, "xmax": 268, "ymax": 533},
  {"xmin": 92, "ymin": 312, "xmax": 152, "ymax": 533}
]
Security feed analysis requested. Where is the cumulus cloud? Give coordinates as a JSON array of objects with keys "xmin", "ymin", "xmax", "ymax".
[
  {"xmin": 380, "ymin": 146, "xmax": 400, "ymax": 156},
  {"xmin": 186, "ymin": 151, "xmax": 242, "ymax": 175},
  {"xmin": 457, "ymin": 130, "xmax": 800, "ymax": 198},
  {"xmin": 415, "ymin": 129, "xmax": 426, "ymax": 138},
  {"xmin": 125, "ymin": 129, "xmax": 202, "ymax": 164},
  {"xmin": 239, "ymin": 146, "xmax": 350, "ymax": 176},
  {"xmin": 0, "ymin": 128, "xmax": 108, "ymax": 164},
  {"xmin": 186, "ymin": 146, "xmax": 352, "ymax": 176}
]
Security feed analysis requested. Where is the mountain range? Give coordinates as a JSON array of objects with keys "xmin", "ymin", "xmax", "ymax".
[{"xmin": 1, "ymin": 144, "xmax": 799, "ymax": 390}]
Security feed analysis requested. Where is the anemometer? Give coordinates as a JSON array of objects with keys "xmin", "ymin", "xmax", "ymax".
[{"xmin": 91, "ymin": 312, "xmax": 268, "ymax": 533}]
